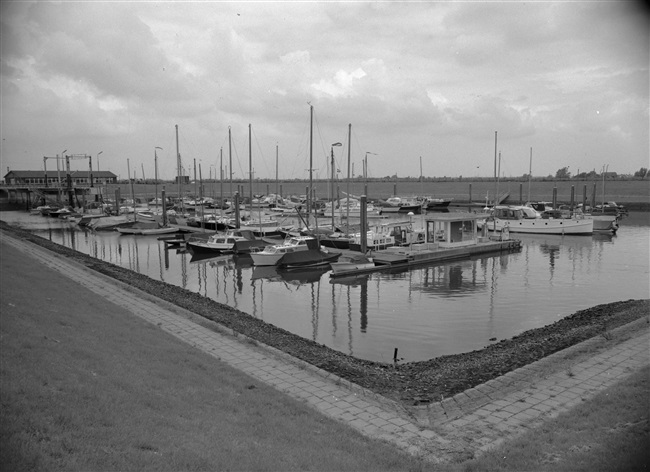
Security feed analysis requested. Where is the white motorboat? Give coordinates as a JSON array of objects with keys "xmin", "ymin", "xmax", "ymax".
[
  {"xmin": 479, "ymin": 205, "xmax": 593, "ymax": 235},
  {"xmin": 250, "ymin": 236, "xmax": 314, "ymax": 266}
]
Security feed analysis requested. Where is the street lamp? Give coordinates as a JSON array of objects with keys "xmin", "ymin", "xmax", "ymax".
[
  {"xmin": 58, "ymin": 149, "xmax": 67, "ymax": 190},
  {"xmin": 97, "ymin": 151, "xmax": 103, "ymax": 172},
  {"xmin": 364, "ymin": 151, "xmax": 377, "ymax": 182}
]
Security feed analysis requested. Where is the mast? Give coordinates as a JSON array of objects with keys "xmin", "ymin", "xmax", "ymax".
[
  {"xmin": 493, "ymin": 131, "xmax": 498, "ymax": 206},
  {"xmin": 309, "ymin": 105, "xmax": 314, "ymax": 223},
  {"xmin": 228, "ymin": 126, "xmax": 232, "ymax": 199},
  {"xmin": 248, "ymin": 123, "xmax": 253, "ymax": 218},
  {"xmin": 154, "ymin": 147, "xmax": 159, "ymax": 209},
  {"xmin": 127, "ymin": 158, "xmax": 136, "ymax": 222},
  {"xmin": 419, "ymin": 155, "xmax": 423, "ymax": 196},
  {"xmin": 175, "ymin": 124, "xmax": 182, "ymax": 211},
  {"xmin": 527, "ymin": 147, "xmax": 532, "ymax": 203},
  {"xmin": 331, "ymin": 145, "xmax": 335, "ymax": 231},
  {"xmin": 275, "ymin": 143, "xmax": 279, "ymax": 197},
  {"xmin": 219, "ymin": 147, "xmax": 223, "ymax": 218},
  {"xmin": 346, "ymin": 123, "xmax": 351, "ymax": 227}
]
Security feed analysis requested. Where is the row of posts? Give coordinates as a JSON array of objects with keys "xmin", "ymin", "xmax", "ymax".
[{"xmin": 468, "ymin": 182, "xmax": 601, "ymax": 209}]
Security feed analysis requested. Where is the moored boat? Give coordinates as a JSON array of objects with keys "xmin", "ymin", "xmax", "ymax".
[
  {"xmin": 479, "ymin": 205, "xmax": 593, "ymax": 235},
  {"xmin": 329, "ymin": 253, "xmax": 375, "ymax": 275},
  {"xmin": 186, "ymin": 229, "xmax": 266, "ymax": 255}
]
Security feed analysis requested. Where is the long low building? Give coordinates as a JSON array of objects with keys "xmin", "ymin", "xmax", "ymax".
[{"xmin": 3, "ymin": 170, "xmax": 118, "ymax": 186}]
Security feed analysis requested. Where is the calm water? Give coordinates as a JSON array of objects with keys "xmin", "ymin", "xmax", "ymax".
[{"xmin": 2, "ymin": 210, "xmax": 648, "ymax": 363}]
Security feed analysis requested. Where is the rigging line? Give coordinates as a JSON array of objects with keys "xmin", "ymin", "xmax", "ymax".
[
  {"xmin": 228, "ymin": 133, "xmax": 246, "ymax": 180},
  {"xmin": 311, "ymin": 109, "xmax": 331, "ymax": 181}
]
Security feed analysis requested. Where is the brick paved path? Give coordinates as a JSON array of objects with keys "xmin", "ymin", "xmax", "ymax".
[{"xmin": 3, "ymin": 230, "xmax": 648, "ymax": 463}]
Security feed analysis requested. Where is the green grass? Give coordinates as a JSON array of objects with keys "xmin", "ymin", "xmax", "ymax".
[{"xmin": 456, "ymin": 365, "xmax": 650, "ymax": 472}]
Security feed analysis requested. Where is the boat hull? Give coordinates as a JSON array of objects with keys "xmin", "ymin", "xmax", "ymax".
[
  {"xmin": 591, "ymin": 214, "xmax": 619, "ymax": 233},
  {"xmin": 482, "ymin": 217, "xmax": 593, "ymax": 235}
]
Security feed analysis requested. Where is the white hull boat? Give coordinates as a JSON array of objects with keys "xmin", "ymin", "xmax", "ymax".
[{"xmin": 480, "ymin": 206, "xmax": 593, "ymax": 235}]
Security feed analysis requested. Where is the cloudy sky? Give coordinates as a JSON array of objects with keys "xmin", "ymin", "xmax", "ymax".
[{"xmin": 1, "ymin": 1, "xmax": 648, "ymax": 183}]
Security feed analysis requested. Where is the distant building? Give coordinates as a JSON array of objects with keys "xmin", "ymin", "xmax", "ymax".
[{"xmin": 3, "ymin": 170, "xmax": 118, "ymax": 186}]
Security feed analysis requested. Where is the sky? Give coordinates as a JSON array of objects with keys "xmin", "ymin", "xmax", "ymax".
[{"xmin": 1, "ymin": 1, "xmax": 648, "ymax": 183}]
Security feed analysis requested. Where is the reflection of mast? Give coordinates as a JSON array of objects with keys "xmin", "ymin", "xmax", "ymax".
[
  {"xmin": 330, "ymin": 284, "xmax": 338, "ymax": 337},
  {"xmin": 347, "ymin": 286, "xmax": 353, "ymax": 356},
  {"xmin": 359, "ymin": 278, "xmax": 368, "ymax": 333},
  {"xmin": 488, "ymin": 256, "xmax": 497, "ymax": 339},
  {"xmin": 311, "ymin": 282, "xmax": 318, "ymax": 341},
  {"xmin": 180, "ymin": 251, "xmax": 188, "ymax": 289}
]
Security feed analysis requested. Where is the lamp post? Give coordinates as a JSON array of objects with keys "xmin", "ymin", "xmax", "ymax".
[
  {"xmin": 330, "ymin": 142, "xmax": 342, "ymax": 229},
  {"xmin": 93, "ymin": 151, "xmax": 103, "ymax": 189},
  {"xmin": 57, "ymin": 149, "xmax": 67, "ymax": 202},
  {"xmin": 364, "ymin": 151, "xmax": 377, "ymax": 193}
]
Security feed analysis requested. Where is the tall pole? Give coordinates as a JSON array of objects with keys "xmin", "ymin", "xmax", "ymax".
[
  {"xmin": 275, "ymin": 143, "xmax": 279, "ymax": 197},
  {"xmin": 527, "ymin": 147, "xmax": 532, "ymax": 203},
  {"xmin": 602, "ymin": 164, "xmax": 609, "ymax": 206},
  {"xmin": 175, "ymin": 124, "xmax": 181, "ymax": 207},
  {"xmin": 493, "ymin": 131, "xmax": 498, "ymax": 206},
  {"xmin": 44, "ymin": 157, "xmax": 48, "ymax": 188},
  {"xmin": 193, "ymin": 158, "xmax": 197, "ymax": 204},
  {"xmin": 248, "ymin": 123, "xmax": 253, "ymax": 214},
  {"xmin": 331, "ymin": 146, "xmax": 335, "ymax": 230},
  {"xmin": 495, "ymin": 151, "xmax": 501, "ymax": 207},
  {"xmin": 346, "ymin": 123, "xmax": 352, "ymax": 228},
  {"xmin": 330, "ymin": 143, "xmax": 342, "ymax": 230},
  {"xmin": 97, "ymin": 151, "xmax": 103, "ymax": 172},
  {"xmin": 127, "ymin": 158, "xmax": 136, "ymax": 222},
  {"xmin": 154, "ymin": 146, "xmax": 162, "ymax": 207},
  {"xmin": 228, "ymin": 126, "xmax": 233, "ymax": 199},
  {"xmin": 309, "ymin": 105, "xmax": 314, "ymax": 218},
  {"xmin": 364, "ymin": 151, "xmax": 376, "ymax": 191},
  {"xmin": 219, "ymin": 147, "xmax": 223, "ymax": 217},
  {"xmin": 89, "ymin": 154, "xmax": 94, "ymax": 188}
]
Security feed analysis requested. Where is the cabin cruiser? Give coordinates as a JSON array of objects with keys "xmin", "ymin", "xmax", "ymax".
[{"xmin": 479, "ymin": 205, "xmax": 593, "ymax": 235}]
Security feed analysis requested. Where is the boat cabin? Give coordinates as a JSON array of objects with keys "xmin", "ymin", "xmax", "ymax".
[{"xmin": 425, "ymin": 213, "xmax": 484, "ymax": 248}]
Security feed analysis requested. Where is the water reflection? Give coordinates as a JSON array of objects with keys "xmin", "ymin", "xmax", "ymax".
[{"xmin": 3, "ymin": 211, "xmax": 648, "ymax": 363}]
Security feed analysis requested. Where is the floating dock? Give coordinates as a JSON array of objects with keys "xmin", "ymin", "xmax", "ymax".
[
  {"xmin": 330, "ymin": 212, "xmax": 522, "ymax": 277},
  {"xmin": 330, "ymin": 239, "xmax": 521, "ymax": 277}
]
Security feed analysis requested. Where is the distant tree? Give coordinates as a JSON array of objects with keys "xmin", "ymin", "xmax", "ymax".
[
  {"xmin": 555, "ymin": 167, "xmax": 572, "ymax": 179},
  {"xmin": 634, "ymin": 167, "xmax": 649, "ymax": 178}
]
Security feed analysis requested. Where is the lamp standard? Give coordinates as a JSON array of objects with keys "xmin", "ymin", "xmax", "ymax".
[
  {"xmin": 330, "ymin": 142, "xmax": 342, "ymax": 229},
  {"xmin": 58, "ymin": 149, "xmax": 67, "ymax": 200},
  {"xmin": 93, "ymin": 151, "xmax": 103, "ymax": 188},
  {"xmin": 364, "ymin": 151, "xmax": 377, "ymax": 191}
]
